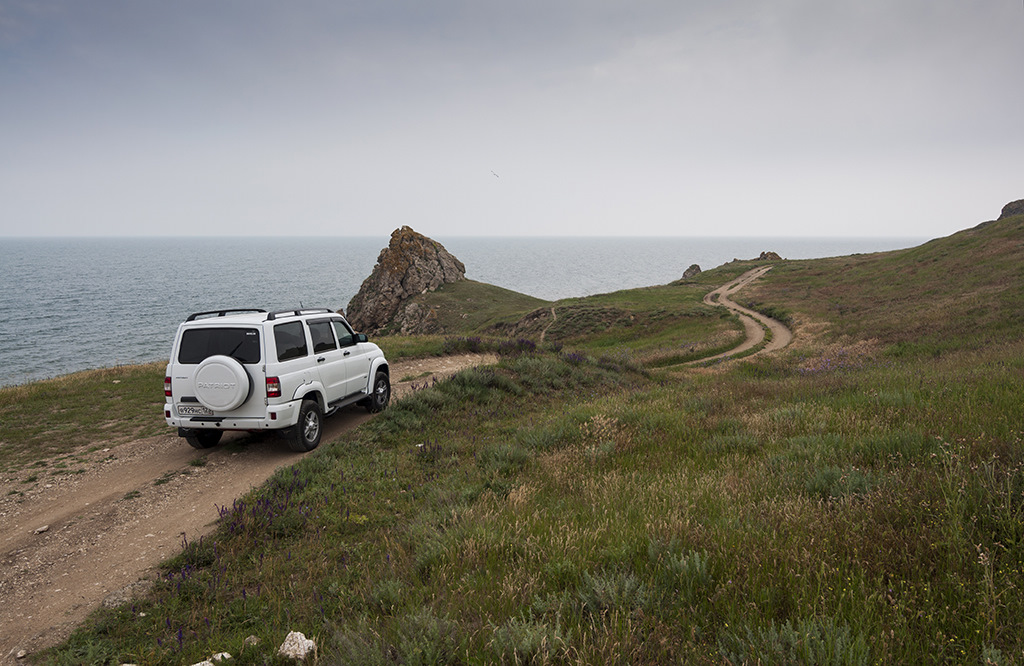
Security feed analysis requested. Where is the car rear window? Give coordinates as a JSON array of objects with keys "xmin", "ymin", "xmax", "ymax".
[
  {"xmin": 178, "ymin": 328, "xmax": 261, "ymax": 364},
  {"xmin": 274, "ymin": 321, "xmax": 309, "ymax": 362}
]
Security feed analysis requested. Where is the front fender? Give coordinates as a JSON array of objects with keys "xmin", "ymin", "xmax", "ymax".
[{"xmin": 365, "ymin": 358, "xmax": 389, "ymax": 393}]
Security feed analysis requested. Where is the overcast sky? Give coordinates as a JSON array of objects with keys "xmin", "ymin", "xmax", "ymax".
[{"xmin": 1, "ymin": 1, "xmax": 1021, "ymax": 238}]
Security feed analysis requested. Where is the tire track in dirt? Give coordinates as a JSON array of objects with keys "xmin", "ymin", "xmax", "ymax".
[
  {"xmin": 0, "ymin": 353, "xmax": 495, "ymax": 664},
  {"xmin": 539, "ymin": 307, "xmax": 557, "ymax": 343},
  {"xmin": 697, "ymin": 265, "xmax": 792, "ymax": 362}
]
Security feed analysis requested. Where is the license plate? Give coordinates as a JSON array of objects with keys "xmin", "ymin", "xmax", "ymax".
[{"xmin": 177, "ymin": 404, "xmax": 214, "ymax": 416}]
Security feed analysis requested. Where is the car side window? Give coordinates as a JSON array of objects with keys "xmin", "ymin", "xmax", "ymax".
[
  {"xmin": 332, "ymin": 320, "xmax": 356, "ymax": 348},
  {"xmin": 308, "ymin": 321, "xmax": 338, "ymax": 353},
  {"xmin": 274, "ymin": 322, "xmax": 308, "ymax": 361}
]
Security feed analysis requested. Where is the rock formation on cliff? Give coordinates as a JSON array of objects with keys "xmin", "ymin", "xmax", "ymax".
[
  {"xmin": 346, "ymin": 227, "xmax": 466, "ymax": 334},
  {"xmin": 681, "ymin": 264, "xmax": 702, "ymax": 279},
  {"xmin": 998, "ymin": 199, "xmax": 1024, "ymax": 220},
  {"xmin": 729, "ymin": 251, "xmax": 783, "ymax": 263}
]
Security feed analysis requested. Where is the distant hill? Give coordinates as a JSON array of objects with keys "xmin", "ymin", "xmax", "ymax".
[{"xmin": 743, "ymin": 203, "xmax": 1024, "ymax": 356}]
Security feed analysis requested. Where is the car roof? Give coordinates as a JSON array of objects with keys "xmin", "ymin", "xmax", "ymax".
[{"xmin": 183, "ymin": 308, "xmax": 339, "ymax": 326}]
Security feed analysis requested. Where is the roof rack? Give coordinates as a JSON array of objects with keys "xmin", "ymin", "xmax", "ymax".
[
  {"xmin": 266, "ymin": 308, "xmax": 334, "ymax": 321},
  {"xmin": 186, "ymin": 309, "xmax": 267, "ymax": 322}
]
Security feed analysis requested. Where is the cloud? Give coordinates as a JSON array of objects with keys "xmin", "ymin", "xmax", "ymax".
[{"xmin": 1, "ymin": 1, "xmax": 1021, "ymax": 237}]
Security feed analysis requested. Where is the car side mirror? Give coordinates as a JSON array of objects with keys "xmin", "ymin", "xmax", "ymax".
[{"xmin": 355, "ymin": 333, "xmax": 368, "ymax": 343}]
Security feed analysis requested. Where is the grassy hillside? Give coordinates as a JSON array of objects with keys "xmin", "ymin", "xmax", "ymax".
[
  {"xmin": 743, "ymin": 213, "xmax": 1024, "ymax": 356},
  {"xmin": 538, "ymin": 264, "xmax": 752, "ymax": 364},
  {"xmin": 408, "ymin": 262, "xmax": 756, "ymax": 367},
  {"xmin": 34, "ymin": 212, "xmax": 1024, "ymax": 664},
  {"xmin": 378, "ymin": 279, "xmax": 551, "ymax": 336}
]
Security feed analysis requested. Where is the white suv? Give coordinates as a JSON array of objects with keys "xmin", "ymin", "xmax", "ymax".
[{"xmin": 164, "ymin": 308, "xmax": 390, "ymax": 452}]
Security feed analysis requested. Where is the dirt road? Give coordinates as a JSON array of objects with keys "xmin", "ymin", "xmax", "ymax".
[
  {"xmin": 0, "ymin": 353, "xmax": 495, "ymax": 664},
  {"xmin": 699, "ymin": 265, "xmax": 792, "ymax": 362}
]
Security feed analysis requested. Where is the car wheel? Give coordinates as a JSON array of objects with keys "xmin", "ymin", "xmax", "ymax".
[
  {"xmin": 366, "ymin": 371, "xmax": 390, "ymax": 413},
  {"xmin": 184, "ymin": 429, "xmax": 222, "ymax": 450},
  {"xmin": 287, "ymin": 400, "xmax": 322, "ymax": 452}
]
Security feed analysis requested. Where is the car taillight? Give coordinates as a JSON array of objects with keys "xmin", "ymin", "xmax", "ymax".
[
  {"xmin": 266, "ymin": 377, "xmax": 281, "ymax": 398},
  {"xmin": 164, "ymin": 376, "xmax": 172, "ymax": 397}
]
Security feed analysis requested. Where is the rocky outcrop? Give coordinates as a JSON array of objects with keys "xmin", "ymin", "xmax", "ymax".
[
  {"xmin": 681, "ymin": 264, "xmax": 702, "ymax": 279},
  {"xmin": 346, "ymin": 227, "xmax": 466, "ymax": 333},
  {"xmin": 998, "ymin": 199, "xmax": 1024, "ymax": 220},
  {"xmin": 392, "ymin": 301, "xmax": 442, "ymax": 334},
  {"xmin": 729, "ymin": 251, "xmax": 784, "ymax": 263}
]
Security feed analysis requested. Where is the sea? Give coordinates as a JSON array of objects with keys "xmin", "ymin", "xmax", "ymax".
[{"xmin": 0, "ymin": 236, "xmax": 924, "ymax": 387}]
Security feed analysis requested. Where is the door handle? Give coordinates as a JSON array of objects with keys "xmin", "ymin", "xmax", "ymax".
[{"xmin": 317, "ymin": 357, "xmax": 326, "ymax": 363}]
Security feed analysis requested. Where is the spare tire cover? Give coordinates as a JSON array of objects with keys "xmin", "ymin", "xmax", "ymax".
[{"xmin": 194, "ymin": 355, "xmax": 252, "ymax": 411}]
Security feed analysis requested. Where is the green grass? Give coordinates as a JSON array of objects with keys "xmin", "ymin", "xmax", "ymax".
[
  {"xmin": 0, "ymin": 362, "xmax": 167, "ymax": 472},
  {"xmin": 372, "ymin": 333, "xmax": 450, "ymax": 360},
  {"xmin": 379, "ymin": 266, "xmax": 751, "ymax": 368},
  {"xmin": 34, "ymin": 213, "xmax": 1024, "ymax": 664},
  {"xmin": 532, "ymin": 274, "xmax": 752, "ymax": 369}
]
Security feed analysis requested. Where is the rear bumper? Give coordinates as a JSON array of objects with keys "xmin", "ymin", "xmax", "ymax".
[{"xmin": 164, "ymin": 400, "xmax": 300, "ymax": 431}]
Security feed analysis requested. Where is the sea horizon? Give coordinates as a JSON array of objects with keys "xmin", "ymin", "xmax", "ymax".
[{"xmin": 0, "ymin": 235, "xmax": 925, "ymax": 387}]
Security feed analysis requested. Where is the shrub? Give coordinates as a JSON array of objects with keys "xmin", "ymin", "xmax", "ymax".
[
  {"xmin": 394, "ymin": 608, "xmax": 464, "ymax": 666},
  {"xmin": 577, "ymin": 570, "xmax": 651, "ymax": 617},
  {"xmin": 477, "ymin": 441, "xmax": 532, "ymax": 478},
  {"xmin": 498, "ymin": 338, "xmax": 538, "ymax": 357},
  {"xmin": 488, "ymin": 617, "xmax": 566, "ymax": 665},
  {"xmin": 442, "ymin": 336, "xmax": 487, "ymax": 354},
  {"xmin": 804, "ymin": 465, "xmax": 877, "ymax": 502},
  {"xmin": 648, "ymin": 542, "xmax": 713, "ymax": 607},
  {"xmin": 718, "ymin": 616, "xmax": 870, "ymax": 666}
]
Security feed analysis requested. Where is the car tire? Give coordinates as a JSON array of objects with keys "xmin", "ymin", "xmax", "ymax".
[
  {"xmin": 184, "ymin": 429, "xmax": 222, "ymax": 450},
  {"xmin": 365, "ymin": 370, "xmax": 390, "ymax": 413},
  {"xmin": 287, "ymin": 399, "xmax": 322, "ymax": 452},
  {"xmin": 193, "ymin": 355, "xmax": 252, "ymax": 411}
]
